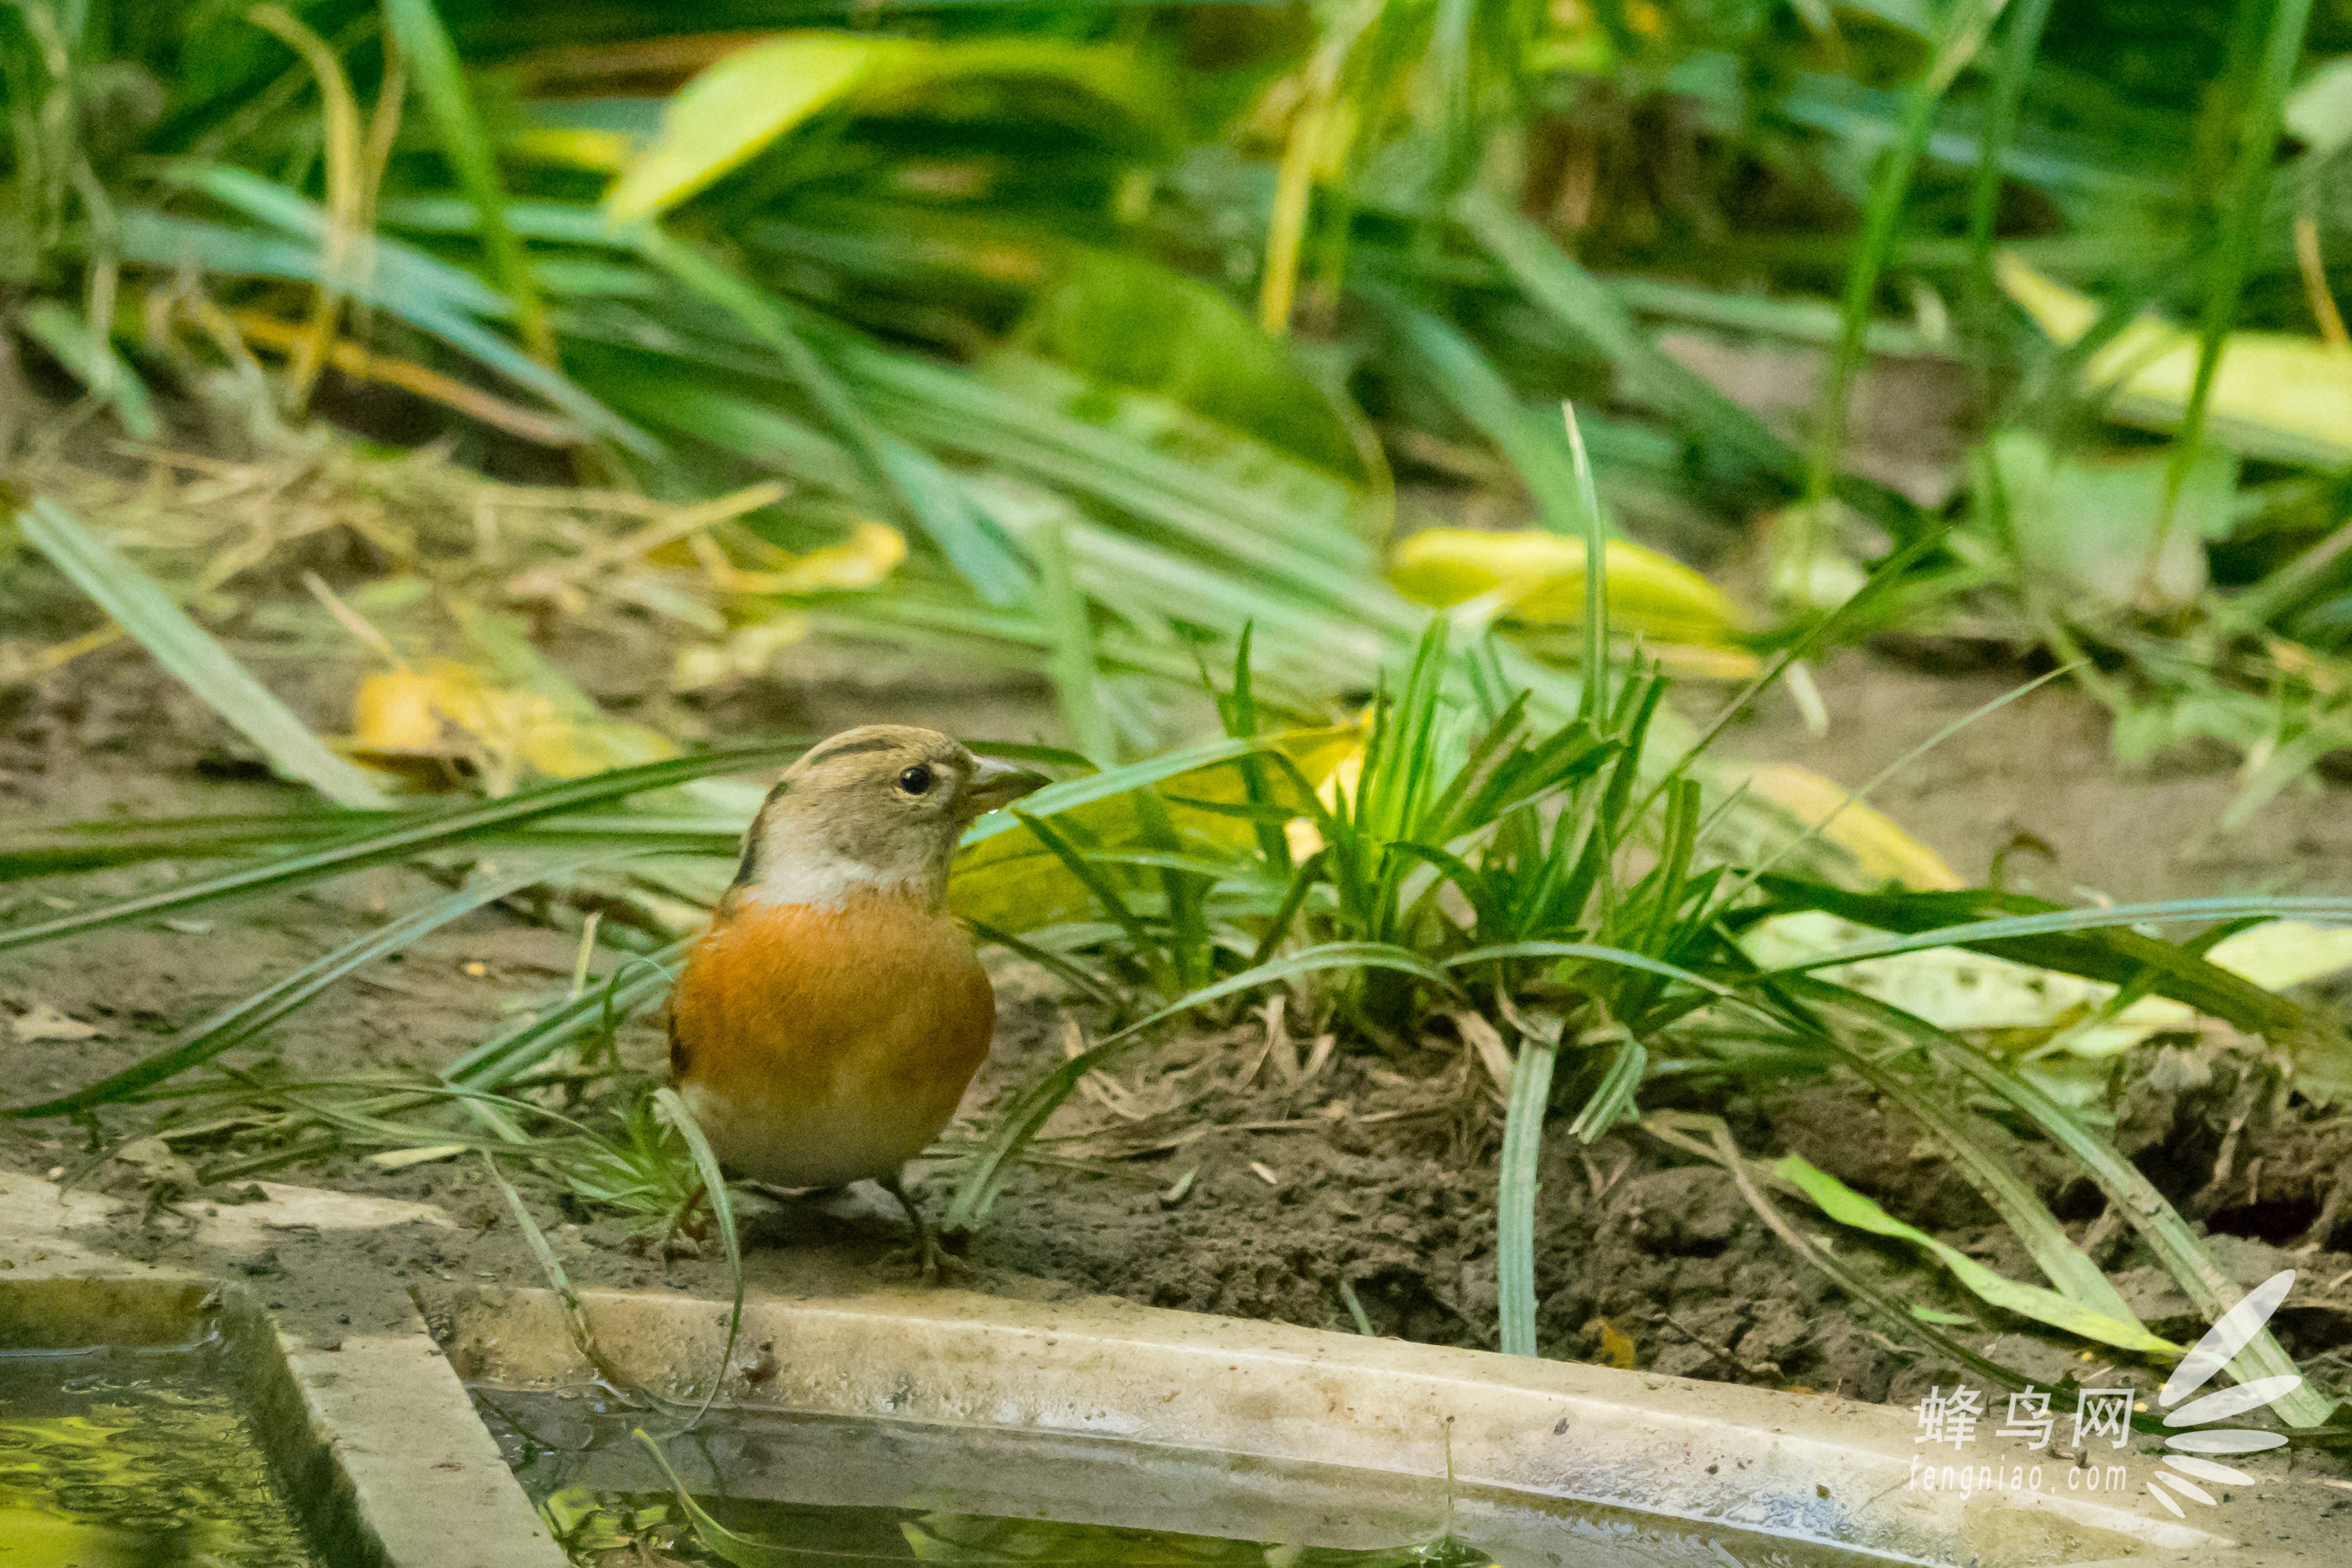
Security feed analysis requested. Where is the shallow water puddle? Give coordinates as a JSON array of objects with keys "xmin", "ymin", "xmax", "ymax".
[
  {"xmin": 474, "ymin": 1386, "xmax": 1873, "ymax": 1568},
  {"xmin": 0, "ymin": 1340, "xmax": 320, "ymax": 1568}
]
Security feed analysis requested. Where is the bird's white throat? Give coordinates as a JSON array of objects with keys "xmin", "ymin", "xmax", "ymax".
[{"xmin": 738, "ymin": 847, "xmax": 918, "ymax": 910}]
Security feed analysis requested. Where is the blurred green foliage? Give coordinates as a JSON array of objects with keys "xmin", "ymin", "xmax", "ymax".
[{"xmin": 12, "ymin": 0, "xmax": 2352, "ymax": 774}]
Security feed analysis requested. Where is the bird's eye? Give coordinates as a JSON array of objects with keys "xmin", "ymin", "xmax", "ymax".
[{"xmin": 897, "ymin": 764, "xmax": 935, "ymax": 796}]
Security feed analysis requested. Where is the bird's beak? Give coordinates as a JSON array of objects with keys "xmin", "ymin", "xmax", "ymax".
[{"xmin": 963, "ymin": 757, "xmax": 1050, "ymax": 818}]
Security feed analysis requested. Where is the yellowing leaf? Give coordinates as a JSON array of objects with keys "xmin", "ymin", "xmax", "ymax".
[
  {"xmin": 506, "ymin": 126, "xmax": 641, "ymax": 174},
  {"xmin": 1739, "ymin": 763, "xmax": 1964, "ymax": 891},
  {"xmin": 1775, "ymin": 1155, "xmax": 2180, "ymax": 1356},
  {"xmin": 1588, "ymin": 1317, "xmax": 1639, "ymax": 1369},
  {"xmin": 349, "ymin": 667, "xmax": 454, "ymax": 756},
  {"xmin": 1388, "ymin": 528, "xmax": 1748, "ymax": 647},
  {"xmin": 672, "ymin": 615, "xmax": 810, "ymax": 692},
  {"xmin": 1999, "ymin": 251, "xmax": 2352, "ymax": 469},
  {"xmin": 702, "ymin": 519, "xmax": 906, "ymax": 596},
  {"xmin": 1283, "ymin": 739, "xmax": 1366, "ymax": 861},
  {"xmin": 605, "ymin": 34, "xmax": 885, "ymax": 223},
  {"xmin": 349, "ymin": 661, "xmax": 674, "ymax": 793},
  {"xmin": 605, "ymin": 34, "xmax": 1163, "ymax": 225}
]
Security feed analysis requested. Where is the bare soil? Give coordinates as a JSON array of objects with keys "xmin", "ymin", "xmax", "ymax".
[{"xmin": 3, "ymin": 618, "xmax": 2350, "ymax": 1440}]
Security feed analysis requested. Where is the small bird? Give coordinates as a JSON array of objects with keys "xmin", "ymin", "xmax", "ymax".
[{"xmin": 666, "ymin": 725, "xmax": 1047, "ymax": 1275}]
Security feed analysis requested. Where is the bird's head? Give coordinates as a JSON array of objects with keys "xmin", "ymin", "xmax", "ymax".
[{"xmin": 733, "ymin": 725, "xmax": 1048, "ymax": 910}]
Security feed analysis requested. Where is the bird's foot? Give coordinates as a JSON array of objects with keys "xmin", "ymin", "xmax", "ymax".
[{"xmin": 877, "ymin": 1170, "xmax": 957, "ymax": 1284}]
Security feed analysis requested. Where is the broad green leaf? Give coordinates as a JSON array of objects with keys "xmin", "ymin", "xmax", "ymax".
[
  {"xmin": 606, "ymin": 34, "xmax": 882, "ymax": 222},
  {"xmin": 1013, "ymin": 248, "xmax": 1365, "ymax": 479},
  {"xmin": 2286, "ymin": 54, "xmax": 2352, "ymax": 156},
  {"xmin": 1976, "ymin": 429, "xmax": 2236, "ymax": 612},
  {"xmin": 16, "ymin": 497, "xmax": 390, "ymax": 809},
  {"xmin": 1774, "ymin": 1155, "xmax": 2181, "ymax": 1355},
  {"xmin": 606, "ymin": 34, "xmax": 1164, "ymax": 224}
]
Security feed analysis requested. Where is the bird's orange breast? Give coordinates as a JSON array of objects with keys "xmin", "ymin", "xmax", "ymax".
[{"xmin": 666, "ymin": 888, "xmax": 995, "ymax": 1189}]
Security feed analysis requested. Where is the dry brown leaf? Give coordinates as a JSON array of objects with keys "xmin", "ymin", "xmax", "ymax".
[{"xmin": 1453, "ymin": 1009, "xmax": 1515, "ymax": 1099}]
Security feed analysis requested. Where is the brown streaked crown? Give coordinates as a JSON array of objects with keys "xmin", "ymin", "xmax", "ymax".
[{"xmin": 731, "ymin": 725, "xmax": 1045, "ymax": 909}]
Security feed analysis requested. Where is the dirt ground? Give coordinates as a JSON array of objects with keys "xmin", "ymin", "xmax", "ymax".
[{"xmin": 3, "ymin": 624, "xmax": 2350, "ymax": 1440}]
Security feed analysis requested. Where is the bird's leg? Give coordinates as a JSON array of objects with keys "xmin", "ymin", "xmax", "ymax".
[{"xmin": 877, "ymin": 1169, "xmax": 943, "ymax": 1283}]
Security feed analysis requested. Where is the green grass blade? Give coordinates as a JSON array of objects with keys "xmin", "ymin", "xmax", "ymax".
[
  {"xmin": 17, "ymin": 496, "xmax": 389, "ymax": 808},
  {"xmin": 166, "ymin": 163, "xmax": 504, "ymax": 310},
  {"xmin": 0, "ymin": 747, "xmax": 799, "ymax": 956},
  {"xmin": 1446, "ymin": 940, "xmax": 1737, "ymax": 1001},
  {"xmin": 1797, "ymin": 978, "xmax": 2331, "ymax": 1425},
  {"xmin": 633, "ymin": 1430, "xmax": 801, "ymax": 1568},
  {"xmin": 19, "ymin": 299, "xmax": 157, "ymax": 437},
  {"xmin": 960, "ymin": 734, "xmax": 1280, "ymax": 847},
  {"xmin": 1967, "ymin": 0, "xmax": 2056, "ymax": 305},
  {"xmin": 1752, "ymin": 883, "xmax": 2343, "ymax": 1043},
  {"xmin": 1654, "ymin": 1112, "xmax": 2045, "ymax": 1395},
  {"xmin": 1820, "ymin": 1034, "xmax": 2141, "ymax": 1320},
  {"xmin": 1496, "ymin": 1031, "xmax": 1558, "ymax": 1357},
  {"xmin": 1365, "ymin": 289, "xmax": 1594, "ymax": 537},
  {"xmin": 1035, "ymin": 518, "xmax": 1116, "ymax": 763},
  {"xmin": 483, "ymin": 1151, "xmax": 633, "ymax": 1394},
  {"xmin": 0, "ymin": 811, "xmax": 390, "ymax": 876},
  {"xmin": 1568, "ymin": 402, "xmax": 1607, "ymax": 725},
  {"xmin": 1774, "ymin": 1155, "xmax": 2180, "ymax": 1354},
  {"xmin": 1805, "ymin": 0, "xmax": 2010, "ymax": 508},
  {"xmin": 2169, "ymin": 0, "xmax": 2315, "ymax": 503},
  {"xmin": 1010, "ymin": 808, "xmax": 1164, "ymax": 988},
  {"xmin": 0, "ymin": 812, "xmax": 742, "ymax": 880},
  {"xmin": 113, "ymin": 205, "xmax": 639, "ymax": 450},
  {"xmin": 1458, "ymin": 187, "xmax": 1801, "ymax": 487},
  {"xmin": 442, "ymin": 940, "xmax": 692, "ymax": 1090},
  {"xmin": 653, "ymin": 1085, "xmax": 741, "ymax": 1418},
  {"xmin": 632, "ymin": 227, "xmax": 1029, "ymax": 603},
  {"xmin": 1567, "ymin": 1037, "xmax": 1647, "ymax": 1144},
  {"xmin": 967, "ymin": 920, "xmax": 1126, "ymax": 1012},
  {"xmin": 944, "ymin": 942, "xmax": 1455, "ymax": 1230},
  {"xmin": 6, "ymin": 855, "xmax": 603, "ymax": 1118},
  {"xmin": 1247, "ymin": 854, "xmax": 1324, "ymax": 969},
  {"xmin": 379, "ymin": 0, "xmax": 550, "ymax": 356}
]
